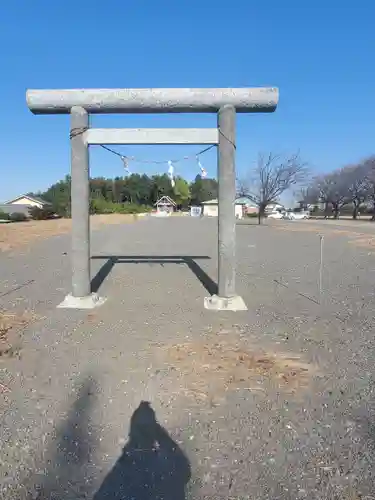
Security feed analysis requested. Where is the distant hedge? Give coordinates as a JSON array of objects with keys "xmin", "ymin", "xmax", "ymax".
[
  {"xmin": 0, "ymin": 211, "xmax": 10, "ymax": 220},
  {"xmin": 9, "ymin": 212, "xmax": 28, "ymax": 222},
  {"xmin": 89, "ymin": 198, "xmax": 152, "ymax": 215}
]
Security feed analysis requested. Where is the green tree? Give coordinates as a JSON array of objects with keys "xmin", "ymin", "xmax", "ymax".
[
  {"xmin": 190, "ymin": 175, "xmax": 218, "ymax": 204},
  {"xmin": 40, "ymin": 175, "xmax": 71, "ymax": 216},
  {"xmin": 122, "ymin": 174, "xmax": 154, "ymax": 204},
  {"xmin": 173, "ymin": 177, "xmax": 190, "ymax": 207},
  {"xmin": 35, "ymin": 171, "xmax": 188, "ymax": 216},
  {"xmin": 150, "ymin": 174, "xmax": 174, "ymax": 204}
]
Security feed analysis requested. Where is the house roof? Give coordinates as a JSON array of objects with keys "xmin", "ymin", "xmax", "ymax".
[
  {"xmin": 4, "ymin": 194, "xmax": 51, "ymax": 206},
  {"xmin": 267, "ymin": 203, "xmax": 284, "ymax": 208},
  {"xmin": 154, "ymin": 195, "xmax": 176, "ymax": 206},
  {"xmin": 235, "ymin": 196, "xmax": 258, "ymax": 207}
]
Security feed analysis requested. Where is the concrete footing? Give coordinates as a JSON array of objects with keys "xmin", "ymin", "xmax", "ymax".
[
  {"xmin": 204, "ymin": 294, "xmax": 247, "ymax": 311},
  {"xmin": 57, "ymin": 293, "xmax": 107, "ymax": 309}
]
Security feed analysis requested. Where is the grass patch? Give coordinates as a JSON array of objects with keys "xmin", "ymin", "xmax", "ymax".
[
  {"xmin": 0, "ymin": 310, "xmax": 39, "ymax": 358},
  {"xmin": 0, "ymin": 214, "xmax": 140, "ymax": 252},
  {"xmin": 163, "ymin": 336, "xmax": 315, "ymax": 403}
]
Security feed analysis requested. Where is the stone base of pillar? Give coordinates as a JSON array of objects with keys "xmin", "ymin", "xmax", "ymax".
[
  {"xmin": 57, "ymin": 293, "xmax": 107, "ymax": 309},
  {"xmin": 204, "ymin": 294, "xmax": 247, "ymax": 311}
]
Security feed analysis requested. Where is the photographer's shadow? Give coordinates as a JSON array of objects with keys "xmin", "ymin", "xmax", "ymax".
[{"xmin": 93, "ymin": 401, "xmax": 191, "ymax": 500}]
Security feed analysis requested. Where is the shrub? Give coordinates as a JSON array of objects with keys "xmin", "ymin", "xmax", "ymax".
[
  {"xmin": 9, "ymin": 212, "xmax": 28, "ymax": 222},
  {"xmin": 116, "ymin": 203, "xmax": 152, "ymax": 214},
  {"xmin": 28, "ymin": 206, "xmax": 56, "ymax": 220},
  {"xmin": 89, "ymin": 198, "xmax": 152, "ymax": 215},
  {"xmin": 0, "ymin": 211, "xmax": 9, "ymax": 220},
  {"xmin": 246, "ymin": 212, "xmax": 259, "ymax": 218}
]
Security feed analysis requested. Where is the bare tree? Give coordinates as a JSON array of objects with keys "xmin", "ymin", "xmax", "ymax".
[
  {"xmin": 343, "ymin": 163, "xmax": 369, "ymax": 219},
  {"xmin": 236, "ymin": 177, "xmax": 251, "ymax": 198},
  {"xmin": 292, "ymin": 155, "xmax": 375, "ymax": 222},
  {"xmin": 313, "ymin": 169, "xmax": 350, "ymax": 219},
  {"xmin": 362, "ymin": 156, "xmax": 375, "ymax": 220},
  {"xmin": 240, "ymin": 151, "xmax": 309, "ymax": 224},
  {"xmin": 311, "ymin": 164, "xmax": 369, "ymax": 219},
  {"xmin": 295, "ymin": 185, "xmax": 320, "ymax": 210}
]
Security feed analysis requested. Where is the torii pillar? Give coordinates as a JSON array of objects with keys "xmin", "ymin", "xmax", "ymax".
[{"xmin": 26, "ymin": 88, "xmax": 279, "ymax": 310}]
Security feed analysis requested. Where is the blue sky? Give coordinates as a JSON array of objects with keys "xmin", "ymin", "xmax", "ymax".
[{"xmin": 1, "ymin": 0, "xmax": 374, "ymax": 202}]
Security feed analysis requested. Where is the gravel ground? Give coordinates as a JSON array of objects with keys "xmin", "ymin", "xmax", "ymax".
[{"xmin": 1, "ymin": 217, "xmax": 375, "ymax": 499}]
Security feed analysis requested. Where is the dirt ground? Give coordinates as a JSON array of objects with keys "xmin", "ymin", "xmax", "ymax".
[
  {"xmin": 0, "ymin": 310, "xmax": 39, "ymax": 361},
  {"xmin": 272, "ymin": 220, "xmax": 375, "ymax": 250},
  {"xmin": 2, "ymin": 216, "xmax": 375, "ymax": 498},
  {"xmin": 0, "ymin": 214, "xmax": 139, "ymax": 253},
  {"xmin": 0, "ymin": 214, "xmax": 140, "ymax": 359}
]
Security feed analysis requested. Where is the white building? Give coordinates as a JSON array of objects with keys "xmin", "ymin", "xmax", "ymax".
[
  {"xmin": 0, "ymin": 194, "xmax": 52, "ymax": 218},
  {"xmin": 154, "ymin": 195, "xmax": 176, "ymax": 214},
  {"xmin": 4, "ymin": 194, "xmax": 51, "ymax": 209},
  {"xmin": 201, "ymin": 199, "xmax": 244, "ymax": 219},
  {"xmin": 265, "ymin": 202, "xmax": 284, "ymax": 213}
]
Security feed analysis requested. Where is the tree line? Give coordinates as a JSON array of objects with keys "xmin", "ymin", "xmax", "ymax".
[
  {"xmin": 33, "ymin": 151, "xmax": 311, "ymax": 222},
  {"xmin": 29, "ymin": 151, "xmax": 375, "ymax": 221},
  {"xmin": 237, "ymin": 152, "xmax": 375, "ymax": 222},
  {"xmin": 33, "ymin": 173, "xmax": 219, "ymax": 217},
  {"xmin": 298, "ymin": 156, "xmax": 375, "ymax": 219}
]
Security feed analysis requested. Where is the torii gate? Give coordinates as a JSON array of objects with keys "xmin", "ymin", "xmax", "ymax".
[{"xmin": 26, "ymin": 87, "xmax": 279, "ymax": 310}]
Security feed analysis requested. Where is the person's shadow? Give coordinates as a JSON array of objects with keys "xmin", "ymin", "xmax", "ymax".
[{"xmin": 93, "ymin": 401, "xmax": 191, "ymax": 500}]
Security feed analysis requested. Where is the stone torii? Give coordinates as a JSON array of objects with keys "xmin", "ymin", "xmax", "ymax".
[{"xmin": 26, "ymin": 87, "xmax": 279, "ymax": 310}]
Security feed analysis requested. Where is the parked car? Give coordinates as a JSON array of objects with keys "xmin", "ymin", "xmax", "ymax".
[
  {"xmin": 288, "ymin": 211, "xmax": 310, "ymax": 220},
  {"xmin": 267, "ymin": 211, "xmax": 284, "ymax": 219}
]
